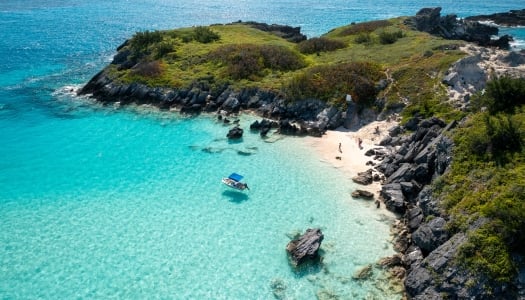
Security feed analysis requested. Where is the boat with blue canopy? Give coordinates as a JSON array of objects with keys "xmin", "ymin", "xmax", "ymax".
[{"xmin": 222, "ymin": 173, "xmax": 249, "ymax": 191}]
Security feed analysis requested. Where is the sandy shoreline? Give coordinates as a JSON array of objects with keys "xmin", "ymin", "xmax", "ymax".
[{"xmin": 303, "ymin": 119, "xmax": 399, "ymax": 210}]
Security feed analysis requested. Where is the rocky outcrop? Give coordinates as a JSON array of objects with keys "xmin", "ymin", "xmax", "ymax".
[
  {"xmin": 376, "ymin": 117, "xmax": 455, "ymax": 215},
  {"xmin": 78, "ymin": 68, "xmax": 348, "ymax": 137},
  {"xmin": 226, "ymin": 126, "xmax": 243, "ymax": 139},
  {"xmin": 466, "ymin": 9, "xmax": 525, "ymax": 27},
  {"xmin": 406, "ymin": 7, "xmax": 512, "ymax": 49},
  {"xmin": 352, "ymin": 169, "xmax": 374, "ymax": 185},
  {"xmin": 286, "ymin": 228, "xmax": 324, "ymax": 267},
  {"xmin": 351, "ymin": 189, "xmax": 374, "ymax": 199},
  {"xmin": 443, "ymin": 45, "xmax": 525, "ymax": 111},
  {"xmin": 375, "ymin": 116, "xmax": 524, "ymax": 298}
]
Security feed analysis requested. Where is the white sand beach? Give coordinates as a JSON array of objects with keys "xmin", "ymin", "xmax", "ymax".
[{"xmin": 303, "ymin": 119, "xmax": 399, "ymax": 204}]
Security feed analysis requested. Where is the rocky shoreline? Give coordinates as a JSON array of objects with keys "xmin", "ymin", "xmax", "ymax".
[
  {"xmin": 466, "ymin": 9, "xmax": 525, "ymax": 27},
  {"xmin": 78, "ymin": 9, "xmax": 525, "ymax": 299}
]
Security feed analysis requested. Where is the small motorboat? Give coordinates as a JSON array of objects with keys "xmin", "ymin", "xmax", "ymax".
[{"xmin": 222, "ymin": 173, "xmax": 249, "ymax": 191}]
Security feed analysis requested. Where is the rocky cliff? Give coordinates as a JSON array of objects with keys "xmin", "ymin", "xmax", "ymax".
[{"xmin": 405, "ymin": 7, "xmax": 513, "ymax": 49}]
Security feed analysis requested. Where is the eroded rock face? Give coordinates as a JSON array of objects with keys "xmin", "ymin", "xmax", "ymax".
[
  {"xmin": 286, "ymin": 228, "xmax": 324, "ymax": 266},
  {"xmin": 406, "ymin": 7, "xmax": 511, "ymax": 49},
  {"xmin": 465, "ymin": 9, "xmax": 525, "ymax": 27}
]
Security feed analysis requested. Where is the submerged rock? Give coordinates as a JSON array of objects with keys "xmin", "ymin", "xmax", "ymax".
[
  {"xmin": 286, "ymin": 228, "xmax": 324, "ymax": 266},
  {"xmin": 226, "ymin": 126, "xmax": 243, "ymax": 139},
  {"xmin": 352, "ymin": 264, "xmax": 373, "ymax": 280}
]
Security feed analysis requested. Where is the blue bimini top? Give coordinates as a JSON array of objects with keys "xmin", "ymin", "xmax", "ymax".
[{"xmin": 228, "ymin": 173, "xmax": 244, "ymax": 182}]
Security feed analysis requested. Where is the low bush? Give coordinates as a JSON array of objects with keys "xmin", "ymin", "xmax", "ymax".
[
  {"xmin": 471, "ymin": 76, "xmax": 525, "ymax": 114},
  {"xmin": 354, "ymin": 33, "xmax": 372, "ymax": 44},
  {"xmin": 192, "ymin": 26, "xmax": 220, "ymax": 43},
  {"xmin": 339, "ymin": 20, "xmax": 391, "ymax": 36},
  {"xmin": 153, "ymin": 41, "xmax": 175, "ymax": 59},
  {"xmin": 458, "ymin": 224, "xmax": 516, "ymax": 283},
  {"xmin": 378, "ymin": 30, "xmax": 404, "ymax": 44},
  {"xmin": 297, "ymin": 37, "xmax": 346, "ymax": 54},
  {"xmin": 131, "ymin": 60, "xmax": 164, "ymax": 77},
  {"xmin": 129, "ymin": 30, "xmax": 163, "ymax": 53},
  {"xmin": 208, "ymin": 44, "xmax": 305, "ymax": 80},
  {"xmin": 437, "ymin": 101, "xmax": 525, "ymax": 284},
  {"xmin": 283, "ymin": 61, "xmax": 383, "ymax": 105}
]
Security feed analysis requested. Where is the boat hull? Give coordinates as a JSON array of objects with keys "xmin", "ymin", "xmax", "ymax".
[{"xmin": 222, "ymin": 178, "xmax": 247, "ymax": 191}]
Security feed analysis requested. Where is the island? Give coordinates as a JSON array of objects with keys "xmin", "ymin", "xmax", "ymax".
[{"xmin": 79, "ymin": 7, "xmax": 525, "ymax": 299}]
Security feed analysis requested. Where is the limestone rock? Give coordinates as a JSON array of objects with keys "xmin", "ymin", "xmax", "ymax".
[
  {"xmin": 226, "ymin": 126, "xmax": 243, "ymax": 139},
  {"xmin": 286, "ymin": 228, "xmax": 324, "ymax": 266},
  {"xmin": 351, "ymin": 189, "xmax": 374, "ymax": 199}
]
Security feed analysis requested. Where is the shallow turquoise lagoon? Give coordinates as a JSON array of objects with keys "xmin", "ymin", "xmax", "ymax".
[{"xmin": 0, "ymin": 101, "xmax": 397, "ymax": 299}]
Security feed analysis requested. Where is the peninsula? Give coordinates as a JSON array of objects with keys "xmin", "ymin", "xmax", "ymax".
[{"xmin": 79, "ymin": 7, "xmax": 525, "ymax": 299}]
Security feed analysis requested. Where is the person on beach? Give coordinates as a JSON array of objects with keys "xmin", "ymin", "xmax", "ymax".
[
  {"xmin": 338, "ymin": 142, "xmax": 342, "ymax": 153},
  {"xmin": 358, "ymin": 138, "xmax": 363, "ymax": 149}
]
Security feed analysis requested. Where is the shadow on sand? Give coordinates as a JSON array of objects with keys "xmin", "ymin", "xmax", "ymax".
[{"xmin": 222, "ymin": 190, "xmax": 249, "ymax": 203}]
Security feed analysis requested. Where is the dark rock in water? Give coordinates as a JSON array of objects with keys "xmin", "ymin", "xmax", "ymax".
[
  {"xmin": 466, "ymin": 9, "xmax": 525, "ymax": 27},
  {"xmin": 352, "ymin": 169, "xmax": 374, "ymax": 185},
  {"xmin": 352, "ymin": 264, "xmax": 373, "ymax": 280},
  {"xmin": 351, "ymin": 189, "xmax": 374, "ymax": 199},
  {"xmin": 260, "ymin": 127, "xmax": 270, "ymax": 137},
  {"xmin": 180, "ymin": 104, "xmax": 202, "ymax": 115},
  {"xmin": 227, "ymin": 126, "xmax": 243, "ymax": 139},
  {"xmin": 286, "ymin": 228, "xmax": 324, "ymax": 266},
  {"xmin": 406, "ymin": 7, "xmax": 511, "ymax": 49}
]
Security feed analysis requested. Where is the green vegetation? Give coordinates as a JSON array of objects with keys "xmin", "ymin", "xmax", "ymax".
[
  {"xmin": 106, "ymin": 18, "xmax": 466, "ymax": 114},
  {"xmin": 338, "ymin": 20, "xmax": 392, "ymax": 36},
  {"xmin": 98, "ymin": 14, "xmax": 525, "ymax": 290},
  {"xmin": 208, "ymin": 44, "xmax": 305, "ymax": 80},
  {"xmin": 378, "ymin": 30, "xmax": 404, "ymax": 44},
  {"xmin": 297, "ymin": 37, "xmax": 346, "ymax": 54},
  {"xmin": 471, "ymin": 76, "xmax": 525, "ymax": 114},
  {"xmin": 283, "ymin": 62, "xmax": 383, "ymax": 108},
  {"xmin": 435, "ymin": 77, "xmax": 525, "ymax": 283}
]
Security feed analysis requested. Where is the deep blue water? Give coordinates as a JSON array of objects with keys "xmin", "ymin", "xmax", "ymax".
[{"xmin": 1, "ymin": 1, "xmax": 524, "ymax": 299}]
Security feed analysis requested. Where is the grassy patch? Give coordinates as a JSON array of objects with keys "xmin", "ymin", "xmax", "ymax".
[
  {"xmin": 297, "ymin": 37, "xmax": 346, "ymax": 54},
  {"xmin": 108, "ymin": 18, "xmax": 468, "ymax": 113},
  {"xmin": 435, "ymin": 99, "xmax": 525, "ymax": 284}
]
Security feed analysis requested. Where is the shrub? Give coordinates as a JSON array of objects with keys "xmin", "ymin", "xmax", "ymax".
[
  {"xmin": 458, "ymin": 224, "xmax": 516, "ymax": 283},
  {"xmin": 297, "ymin": 37, "xmax": 346, "ymax": 54},
  {"xmin": 129, "ymin": 30, "xmax": 163, "ymax": 53},
  {"xmin": 471, "ymin": 76, "xmax": 525, "ymax": 114},
  {"xmin": 283, "ymin": 62, "xmax": 384, "ymax": 105},
  {"xmin": 339, "ymin": 20, "xmax": 391, "ymax": 36},
  {"xmin": 192, "ymin": 26, "xmax": 220, "ymax": 43},
  {"xmin": 354, "ymin": 33, "xmax": 372, "ymax": 44},
  {"xmin": 131, "ymin": 60, "xmax": 164, "ymax": 77},
  {"xmin": 208, "ymin": 44, "xmax": 305, "ymax": 80},
  {"xmin": 378, "ymin": 30, "xmax": 403, "ymax": 44},
  {"xmin": 153, "ymin": 41, "xmax": 175, "ymax": 59}
]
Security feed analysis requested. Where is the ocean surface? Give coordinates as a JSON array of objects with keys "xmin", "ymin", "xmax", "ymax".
[{"xmin": 1, "ymin": 1, "xmax": 524, "ymax": 299}]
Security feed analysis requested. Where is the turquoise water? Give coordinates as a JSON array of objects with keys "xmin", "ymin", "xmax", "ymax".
[
  {"xmin": 1, "ymin": 103, "xmax": 397, "ymax": 299},
  {"xmin": 1, "ymin": 1, "xmax": 525, "ymax": 298}
]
